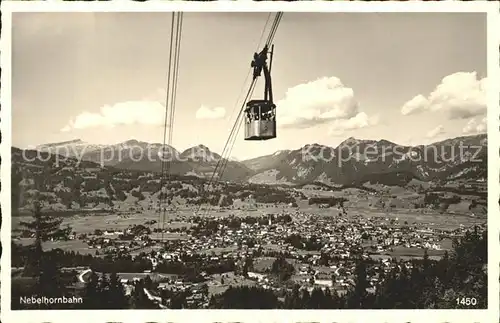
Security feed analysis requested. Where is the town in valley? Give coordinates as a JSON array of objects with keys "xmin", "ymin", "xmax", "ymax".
[
  {"xmin": 11, "ymin": 135, "xmax": 488, "ymax": 309},
  {"xmin": 10, "ymin": 11, "xmax": 488, "ymax": 310}
]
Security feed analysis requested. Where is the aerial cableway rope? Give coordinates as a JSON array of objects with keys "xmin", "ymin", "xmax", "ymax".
[
  {"xmin": 159, "ymin": 12, "xmax": 183, "ymax": 243},
  {"xmin": 216, "ymin": 13, "xmax": 282, "ymax": 194},
  {"xmin": 223, "ymin": 13, "xmax": 272, "ymax": 149},
  {"xmin": 194, "ymin": 13, "xmax": 272, "ymax": 216},
  {"xmin": 197, "ymin": 12, "xmax": 283, "ymax": 218}
]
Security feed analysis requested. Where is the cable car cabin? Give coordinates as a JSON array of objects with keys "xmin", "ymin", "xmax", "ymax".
[
  {"xmin": 244, "ymin": 44, "xmax": 277, "ymax": 141},
  {"xmin": 244, "ymin": 99, "xmax": 276, "ymax": 140}
]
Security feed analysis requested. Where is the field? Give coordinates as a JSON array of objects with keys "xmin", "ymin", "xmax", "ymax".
[
  {"xmin": 12, "ymin": 204, "xmax": 482, "ymax": 256},
  {"xmin": 14, "ymin": 238, "xmax": 99, "ymax": 255},
  {"xmin": 11, "ymin": 211, "xmax": 195, "ymax": 234},
  {"xmin": 11, "ymin": 183, "xmax": 485, "ymax": 259}
]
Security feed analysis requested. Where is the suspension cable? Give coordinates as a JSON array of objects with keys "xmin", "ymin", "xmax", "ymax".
[
  {"xmin": 215, "ymin": 13, "xmax": 277, "ymax": 186},
  {"xmin": 195, "ymin": 13, "xmax": 274, "ymax": 217},
  {"xmin": 159, "ymin": 12, "xmax": 183, "ymax": 243},
  {"xmin": 216, "ymin": 13, "xmax": 283, "ymax": 186},
  {"xmin": 158, "ymin": 14, "xmax": 176, "ymax": 238},
  {"xmin": 224, "ymin": 13, "xmax": 272, "ymax": 136},
  {"xmin": 163, "ymin": 13, "xmax": 183, "ymax": 242},
  {"xmin": 198, "ymin": 12, "xmax": 283, "ymax": 218}
]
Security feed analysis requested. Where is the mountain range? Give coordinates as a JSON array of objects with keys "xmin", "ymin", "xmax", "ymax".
[{"xmin": 24, "ymin": 134, "xmax": 487, "ymax": 186}]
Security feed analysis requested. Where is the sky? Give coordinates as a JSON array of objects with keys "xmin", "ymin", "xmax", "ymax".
[{"xmin": 12, "ymin": 12, "xmax": 488, "ymax": 160}]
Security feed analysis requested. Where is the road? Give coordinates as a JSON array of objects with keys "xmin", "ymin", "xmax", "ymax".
[
  {"xmin": 76, "ymin": 268, "xmax": 164, "ymax": 306},
  {"xmin": 78, "ymin": 268, "xmax": 92, "ymax": 283}
]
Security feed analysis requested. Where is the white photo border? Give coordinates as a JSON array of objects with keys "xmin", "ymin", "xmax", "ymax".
[{"xmin": 1, "ymin": 1, "xmax": 499, "ymax": 323}]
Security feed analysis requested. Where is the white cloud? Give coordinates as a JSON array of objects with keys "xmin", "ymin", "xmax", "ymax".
[
  {"xmin": 60, "ymin": 125, "xmax": 71, "ymax": 132},
  {"xmin": 195, "ymin": 105, "xmax": 226, "ymax": 119},
  {"xmin": 61, "ymin": 101, "xmax": 165, "ymax": 132},
  {"xmin": 462, "ymin": 117, "xmax": 487, "ymax": 134},
  {"xmin": 426, "ymin": 125, "xmax": 445, "ymax": 138},
  {"xmin": 401, "ymin": 95, "xmax": 429, "ymax": 116},
  {"xmin": 277, "ymin": 77, "xmax": 369, "ymax": 128},
  {"xmin": 400, "ymin": 72, "xmax": 487, "ymax": 119},
  {"xmin": 328, "ymin": 112, "xmax": 379, "ymax": 136}
]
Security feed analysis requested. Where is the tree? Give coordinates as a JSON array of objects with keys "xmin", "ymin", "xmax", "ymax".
[
  {"xmin": 39, "ymin": 252, "xmax": 67, "ymax": 300},
  {"xmin": 300, "ymin": 288, "xmax": 310, "ymax": 309},
  {"xmin": 170, "ymin": 291, "xmax": 187, "ymax": 309},
  {"xmin": 83, "ymin": 271, "xmax": 102, "ymax": 309},
  {"xmin": 242, "ymin": 256, "xmax": 254, "ymax": 277},
  {"xmin": 200, "ymin": 283, "xmax": 209, "ymax": 298},
  {"xmin": 98, "ymin": 273, "xmax": 111, "ymax": 308},
  {"xmin": 418, "ymin": 249, "xmax": 435, "ymax": 307},
  {"xmin": 348, "ymin": 258, "xmax": 370, "ymax": 308},
  {"xmin": 19, "ymin": 201, "xmax": 64, "ymax": 298},
  {"xmin": 310, "ymin": 287, "xmax": 324, "ymax": 309},
  {"xmin": 209, "ymin": 295, "xmax": 217, "ymax": 308},
  {"xmin": 143, "ymin": 275, "xmax": 153, "ymax": 289},
  {"xmin": 371, "ymin": 228, "xmax": 487, "ymax": 309},
  {"xmin": 131, "ymin": 279, "xmax": 157, "ymax": 309},
  {"xmin": 12, "ymin": 166, "xmax": 25, "ymax": 211},
  {"xmin": 449, "ymin": 227, "xmax": 487, "ymax": 308},
  {"xmin": 270, "ymin": 254, "xmax": 295, "ymax": 281},
  {"xmin": 319, "ymin": 252, "xmax": 330, "ymax": 266},
  {"xmin": 107, "ymin": 272, "xmax": 128, "ymax": 309},
  {"xmin": 211, "ymin": 286, "xmax": 279, "ymax": 309},
  {"xmin": 284, "ymin": 285, "xmax": 300, "ymax": 309}
]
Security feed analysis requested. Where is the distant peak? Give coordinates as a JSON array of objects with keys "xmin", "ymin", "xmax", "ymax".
[
  {"xmin": 344, "ymin": 136, "xmax": 358, "ymax": 143},
  {"xmin": 181, "ymin": 144, "xmax": 213, "ymax": 154},
  {"xmin": 376, "ymin": 139, "xmax": 395, "ymax": 146},
  {"xmin": 37, "ymin": 139, "xmax": 85, "ymax": 148},
  {"xmin": 194, "ymin": 144, "xmax": 210, "ymax": 151},
  {"xmin": 180, "ymin": 144, "xmax": 220, "ymax": 161},
  {"xmin": 339, "ymin": 137, "xmax": 359, "ymax": 146},
  {"xmin": 123, "ymin": 139, "xmax": 139, "ymax": 145},
  {"xmin": 273, "ymin": 149, "xmax": 290, "ymax": 156},
  {"xmin": 303, "ymin": 143, "xmax": 324, "ymax": 149}
]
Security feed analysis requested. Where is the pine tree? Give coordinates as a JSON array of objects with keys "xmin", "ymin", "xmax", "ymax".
[
  {"xmin": 108, "ymin": 272, "xmax": 129, "ymax": 309},
  {"xmin": 98, "ymin": 273, "xmax": 111, "ymax": 309},
  {"xmin": 209, "ymin": 295, "xmax": 217, "ymax": 308},
  {"xmin": 450, "ymin": 228, "xmax": 487, "ymax": 308},
  {"xmin": 374, "ymin": 264, "xmax": 398, "ymax": 308},
  {"xmin": 435, "ymin": 250, "xmax": 451, "ymax": 294},
  {"xmin": 143, "ymin": 275, "xmax": 153, "ymax": 289},
  {"xmin": 12, "ymin": 166, "xmax": 25, "ymax": 211},
  {"xmin": 348, "ymin": 258, "xmax": 369, "ymax": 308},
  {"xmin": 310, "ymin": 287, "xmax": 324, "ymax": 309},
  {"xmin": 271, "ymin": 253, "xmax": 294, "ymax": 282},
  {"xmin": 395, "ymin": 263, "xmax": 413, "ymax": 308},
  {"xmin": 300, "ymin": 288, "xmax": 310, "ymax": 309},
  {"xmin": 170, "ymin": 291, "xmax": 187, "ymax": 309},
  {"xmin": 284, "ymin": 284, "xmax": 300, "ymax": 309},
  {"xmin": 200, "ymin": 283, "xmax": 209, "ymax": 298},
  {"xmin": 371, "ymin": 228, "xmax": 487, "ymax": 309},
  {"xmin": 19, "ymin": 201, "xmax": 64, "ymax": 298},
  {"xmin": 419, "ymin": 249, "xmax": 435, "ymax": 307},
  {"xmin": 323, "ymin": 287, "xmax": 333, "ymax": 308},
  {"xmin": 242, "ymin": 256, "xmax": 254, "ymax": 277},
  {"xmin": 39, "ymin": 252, "xmax": 66, "ymax": 301},
  {"xmin": 131, "ymin": 279, "xmax": 157, "ymax": 309},
  {"xmin": 83, "ymin": 271, "xmax": 101, "ymax": 309}
]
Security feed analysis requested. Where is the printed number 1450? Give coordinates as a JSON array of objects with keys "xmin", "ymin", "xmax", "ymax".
[{"xmin": 456, "ymin": 297, "xmax": 477, "ymax": 306}]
